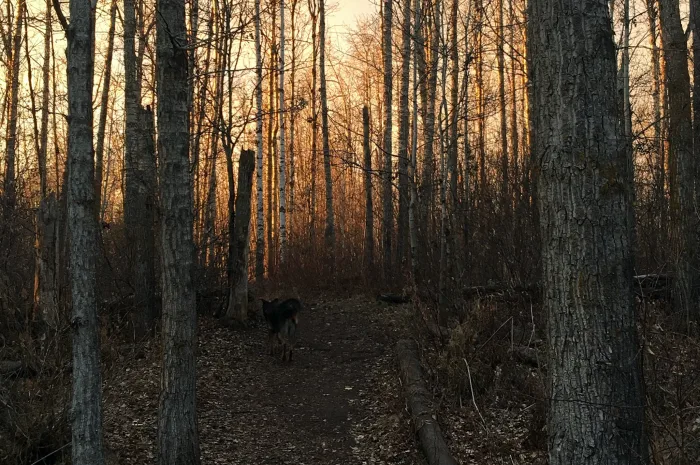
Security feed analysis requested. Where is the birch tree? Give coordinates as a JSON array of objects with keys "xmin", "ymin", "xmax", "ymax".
[
  {"xmin": 156, "ymin": 0, "xmax": 200, "ymax": 459},
  {"xmin": 382, "ymin": 0, "xmax": 393, "ymax": 277},
  {"xmin": 530, "ymin": 0, "xmax": 647, "ymax": 462},
  {"xmin": 279, "ymin": 0, "xmax": 288, "ymax": 263},
  {"xmin": 255, "ymin": 0, "xmax": 265, "ymax": 282},
  {"xmin": 65, "ymin": 0, "xmax": 105, "ymax": 459},
  {"xmin": 397, "ymin": 0, "xmax": 411, "ymax": 267}
]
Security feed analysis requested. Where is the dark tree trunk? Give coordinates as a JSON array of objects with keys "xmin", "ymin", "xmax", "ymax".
[
  {"xmin": 225, "ymin": 150, "xmax": 255, "ymax": 322},
  {"xmin": 65, "ymin": 0, "xmax": 105, "ymax": 460},
  {"xmin": 363, "ymin": 105, "xmax": 374, "ymax": 272},
  {"xmin": 156, "ymin": 0, "xmax": 200, "ymax": 460},
  {"xmin": 530, "ymin": 0, "xmax": 647, "ymax": 463}
]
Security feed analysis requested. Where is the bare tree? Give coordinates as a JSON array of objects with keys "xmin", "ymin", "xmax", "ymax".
[
  {"xmin": 64, "ymin": 0, "xmax": 105, "ymax": 459},
  {"xmin": 255, "ymin": 0, "xmax": 265, "ymax": 283},
  {"xmin": 226, "ymin": 150, "xmax": 256, "ymax": 322},
  {"xmin": 156, "ymin": 0, "xmax": 201, "ymax": 460},
  {"xmin": 382, "ymin": 0, "xmax": 393, "ymax": 278},
  {"xmin": 279, "ymin": 0, "xmax": 288, "ymax": 263},
  {"xmin": 363, "ymin": 105, "xmax": 374, "ymax": 271},
  {"xmin": 320, "ymin": 0, "xmax": 335, "ymax": 258},
  {"xmin": 397, "ymin": 0, "xmax": 412, "ymax": 268},
  {"xmin": 3, "ymin": 0, "xmax": 24, "ymax": 213},
  {"xmin": 530, "ymin": 0, "xmax": 647, "ymax": 462},
  {"xmin": 659, "ymin": 0, "xmax": 699, "ymax": 322}
]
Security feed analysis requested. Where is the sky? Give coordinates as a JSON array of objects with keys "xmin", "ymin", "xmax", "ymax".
[{"xmin": 329, "ymin": 0, "xmax": 376, "ymax": 30}]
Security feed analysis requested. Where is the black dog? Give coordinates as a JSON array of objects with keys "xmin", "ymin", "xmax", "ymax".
[{"xmin": 261, "ymin": 298, "xmax": 302, "ymax": 361}]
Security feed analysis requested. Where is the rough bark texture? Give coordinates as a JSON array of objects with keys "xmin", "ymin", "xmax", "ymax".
[
  {"xmin": 34, "ymin": 194, "xmax": 59, "ymax": 327},
  {"xmin": 309, "ymin": 0, "xmax": 318, "ymax": 239},
  {"xmin": 255, "ymin": 0, "xmax": 265, "ymax": 283},
  {"xmin": 363, "ymin": 105, "xmax": 374, "ymax": 271},
  {"xmin": 409, "ymin": 0, "xmax": 421, "ymax": 283},
  {"xmin": 39, "ymin": 0, "xmax": 52, "ymax": 197},
  {"xmin": 659, "ymin": 0, "xmax": 699, "ymax": 322},
  {"xmin": 66, "ymin": 0, "xmax": 105, "ymax": 460},
  {"xmin": 396, "ymin": 340, "xmax": 459, "ymax": 465},
  {"xmin": 646, "ymin": 0, "xmax": 664, "ymax": 247},
  {"xmin": 396, "ymin": 0, "xmax": 411, "ymax": 268},
  {"xmin": 226, "ymin": 150, "xmax": 255, "ymax": 322},
  {"xmin": 530, "ymin": 0, "xmax": 647, "ymax": 463},
  {"xmin": 382, "ymin": 0, "xmax": 394, "ymax": 278},
  {"xmin": 497, "ymin": 0, "xmax": 508, "ymax": 212},
  {"xmin": 125, "ymin": 0, "xmax": 157, "ymax": 339},
  {"xmin": 156, "ymin": 0, "xmax": 201, "ymax": 459},
  {"xmin": 320, "ymin": 0, "xmax": 335, "ymax": 258}
]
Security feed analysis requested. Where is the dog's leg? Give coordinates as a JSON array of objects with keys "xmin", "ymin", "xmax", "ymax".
[{"xmin": 268, "ymin": 331, "xmax": 275, "ymax": 356}]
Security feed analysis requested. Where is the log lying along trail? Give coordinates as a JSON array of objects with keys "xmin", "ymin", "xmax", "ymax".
[{"xmin": 396, "ymin": 339, "xmax": 459, "ymax": 465}]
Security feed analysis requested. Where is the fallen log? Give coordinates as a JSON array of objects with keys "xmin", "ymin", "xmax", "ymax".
[{"xmin": 396, "ymin": 339, "xmax": 459, "ymax": 465}]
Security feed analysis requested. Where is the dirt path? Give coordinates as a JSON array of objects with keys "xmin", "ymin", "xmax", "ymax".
[{"xmin": 104, "ymin": 295, "xmax": 424, "ymax": 465}]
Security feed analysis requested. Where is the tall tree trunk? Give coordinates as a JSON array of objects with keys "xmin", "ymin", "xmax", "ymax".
[
  {"xmin": 447, "ymin": 0, "xmax": 458, "ymax": 277},
  {"xmin": 382, "ymin": 0, "xmax": 394, "ymax": 278},
  {"xmin": 266, "ymin": 3, "xmax": 277, "ymax": 275},
  {"xmin": 3, "ymin": 0, "xmax": 24, "ymax": 213},
  {"xmin": 156, "ymin": 0, "xmax": 200, "ymax": 460},
  {"xmin": 530, "ymin": 0, "xmax": 647, "ymax": 463},
  {"xmin": 420, "ymin": 1, "xmax": 439, "ymax": 234},
  {"xmin": 397, "ymin": 0, "xmax": 412, "ymax": 269},
  {"xmin": 39, "ymin": 0, "xmax": 52, "ymax": 198},
  {"xmin": 646, "ymin": 0, "xmax": 664, "ymax": 247},
  {"xmin": 125, "ymin": 0, "xmax": 157, "ymax": 339},
  {"xmin": 289, "ymin": 0, "xmax": 298, "ymax": 241},
  {"xmin": 94, "ymin": 0, "xmax": 117, "ymax": 221},
  {"xmin": 509, "ymin": 0, "xmax": 519, "ymax": 207},
  {"xmin": 363, "ymin": 105, "xmax": 374, "ymax": 272},
  {"xmin": 279, "ymin": 0, "xmax": 288, "ymax": 263},
  {"xmin": 497, "ymin": 0, "xmax": 509, "ymax": 215},
  {"xmin": 319, "ymin": 0, "xmax": 335, "ymax": 259},
  {"xmin": 309, "ymin": 0, "xmax": 318, "ymax": 240},
  {"xmin": 409, "ymin": 0, "xmax": 421, "ymax": 283},
  {"xmin": 659, "ymin": 0, "xmax": 699, "ymax": 323},
  {"xmin": 65, "ymin": 0, "xmax": 105, "ymax": 459},
  {"xmin": 225, "ymin": 150, "xmax": 255, "ymax": 322},
  {"xmin": 475, "ymin": 0, "xmax": 485, "ymax": 202},
  {"xmin": 254, "ymin": 0, "xmax": 265, "ymax": 283},
  {"xmin": 692, "ymin": 0, "xmax": 700, "ymax": 223}
]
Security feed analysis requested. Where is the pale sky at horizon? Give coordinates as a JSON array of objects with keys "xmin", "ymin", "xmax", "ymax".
[{"xmin": 329, "ymin": 0, "xmax": 376, "ymax": 29}]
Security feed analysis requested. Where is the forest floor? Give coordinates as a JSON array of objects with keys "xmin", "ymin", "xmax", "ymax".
[{"xmin": 102, "ymin": 295, "xmax": 426, "ymax": 465}]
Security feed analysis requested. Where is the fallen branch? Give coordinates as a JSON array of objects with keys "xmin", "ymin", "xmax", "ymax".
[{"xmin": 396, "ymin": 339, "xmax": 459, "ymax": 465}]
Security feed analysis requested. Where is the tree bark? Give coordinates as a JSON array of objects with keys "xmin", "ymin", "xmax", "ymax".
[
  {"xmin": 397, "ymin": 0, "xmax": 412, "ymax": 269},
  {"xmin": 409, "ymin": 0, "xmax": 421, "ymax": 283},
  {"xmin": 309, "ymin": 0, "xmax": 319, "ymax": 241},
  {"xmin": 497, "ymin": 0, "xmax": 509, "ymax": 215},
  {"xmin": 3, "ymin": 0, "xmax": 24, "ymax": 213},
  {"xmin": 382, "ymin": 0, "xmax": 394, "ymax": 279},
  {"xmin": 363, "ymin": 105, "xmax": 374, "ymax": 272},
  {"xmin": 255, "ymin": 0, "xmax": 265, "ymax": 283},
  {"xmin": 530, "ymin": 0, "xmax": 647, "ymax": 463},
  {"xmin": 279, "ymin": 0, "xmax": 288, "ymax": 263},
  {"xmin": 156, "ymin": 0, "xmax": 200, "ymax": 459},
  {"xmin": 659, "ymin": 0, "xmax": 699, "ymax": 323},
  {"xmin": 226, "ymin": 150, "xmax": 255, "ymax": 322},
  {"xmin": 66, "ymin": 0, "xmax": 105, "ymax": 459},
  {"xmin": 94, "ymin": 0, "xmax": 116, "ymax": 222},
  {"xmin": 320, "ymin": 0, "xmax": 335, "ymax": 259}
]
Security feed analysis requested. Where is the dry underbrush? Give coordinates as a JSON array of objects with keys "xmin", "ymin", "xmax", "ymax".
[{"xmin": 411, "ymin": 294, "xmax": 700, "ymax": 464}]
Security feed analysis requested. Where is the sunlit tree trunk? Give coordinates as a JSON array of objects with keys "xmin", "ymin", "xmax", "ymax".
[
  {"xmin": 530, "ymin": 0, "xmax": 647, "ymax": 462},
  {"xmin": 267, "ymin": 0, "xmax": 278, "ymax": 274},
  {"xmin": 156, "ymin": 0, "xmax": 200, "ymax": 459},
  {"xmin": 289, "ymin": 0, "xmax": 298, "ymax": 240},
  {"xmin": 509, "ymin": 0, "xmax": 519, "ymax": 206},
  {"xmin": 474, "ymin": 0, "xmax": 485, "ymax": 201},
  {"xmin": 397, "ymin": 0, "xmax": 412, "ymax": 268},
  {"xmin": 382, "ymin": 0, "xmax": 393, "ymax": 278},
  {"xmin": 279, "ymin": 0, "xmax": 288, "ymax": 263},
  {"xmin": 95, "ymin": 0, "xmax": 116, "ymax": 221},
  {"xmin": 659, "ymin": 0, "xmax": 699, "ymax": 322},
  {"xmin": 320, "ymin": 0, "xmax": 335, "ymax": 259},
  {"xmin": 255, "ymin": 0, "xmax": 265, "ymax": 282},
  {"xmin": 447, "ymin": 0, "xmax": 458, "ymax": 277},
  {"xmin": 309, "ymin": 0, "xmax": 318, "ymax": 241},
  {"xmin": 65, "ymin": 0, "xmax": 105, "ymax": 459},
  {"xmin": 363, "ymin": 105, "xmax": 374, "ymax": 271}
]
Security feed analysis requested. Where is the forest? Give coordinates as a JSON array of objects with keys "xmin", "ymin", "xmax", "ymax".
[{"xmin": 1, "ymin": 0, "xmax": 699, "ymax": 463}]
